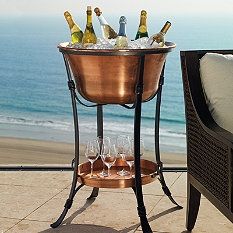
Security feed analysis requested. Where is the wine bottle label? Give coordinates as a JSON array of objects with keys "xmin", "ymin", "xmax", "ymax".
[
  {"xmin": 115, "ymin": 36, "xmax": 128, "ymax": 48},
  {"xmin": 98, "ymin": 15, "xmax": 108, "ymax": 25},
  {"xmin": 138, "ymin": 25, "xmax": 147, "ymax": 33},
  {"xmin": 71, "ymin": 25, "xmax": 81, "ymax": 34}
]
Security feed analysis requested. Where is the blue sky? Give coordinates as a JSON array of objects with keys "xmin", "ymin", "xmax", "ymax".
[{"xmin": 1, "ymin": 0, "xmax": 233, "ymax": 16}]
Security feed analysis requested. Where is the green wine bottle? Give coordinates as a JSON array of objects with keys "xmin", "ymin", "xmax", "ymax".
[
  {"xmin": 64, "ymin": 11, "xmax": 83, "ymax": 44},
  {"xmin": 94, "ymin": 7, "xmax": 117, "ymax": 39},
  {"xmin": 135, "ymin": 10, "xmax": 149, "ymax": 40},
  {"xmin": 82, "ymin": 6, "xmax": 97, "ymax": 46}
]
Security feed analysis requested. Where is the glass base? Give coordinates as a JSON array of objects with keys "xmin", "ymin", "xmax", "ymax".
[
  {"xmin": 99, "ymin": 170, "xmax": 108, "ymax": 177},
  {"xmin": 117, "ymin": 169, "xmax": 130, "ymax": 176}
]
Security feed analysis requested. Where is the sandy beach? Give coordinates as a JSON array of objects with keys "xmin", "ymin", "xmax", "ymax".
[{"xmin": 0, "ymin": 137, "xmax": 186, "ymax": 165}]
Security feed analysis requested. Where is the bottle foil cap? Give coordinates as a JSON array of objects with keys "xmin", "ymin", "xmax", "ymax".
[{"xmin": 94, "ymin": 7, "xmax": 102, "ymax": 16}]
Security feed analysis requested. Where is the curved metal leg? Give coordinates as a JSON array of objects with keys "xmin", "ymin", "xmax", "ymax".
[
  {"xmin": 51, "ymin": 55, "xmax": 84, "ymax": 228},
  {"xmin": 134, "ymin": 56, "xmax": 152, "ymax": 233},
  {"xmin": 158, "ymin": 168, "xmax": 183, "ymax": 209},
  {"xmin": 50, "ymin": 184, "xmax": 84, "ymax": 228},
  {"xmin": 154, "ymin": 67, "xmax": 182, "ymax": 209},
  {"xmin": 87, "ymin": 187, "xmax": 99, "ymax": 200}
]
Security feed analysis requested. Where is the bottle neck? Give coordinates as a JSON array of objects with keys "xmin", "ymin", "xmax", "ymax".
[
  {"xmin": 118, "ymin": 23, "xmax": 126, "ymax": 36},
  {"xmin": 139, "ymin": 16, "xmax": 147, "ymax": 27},
  {"xmin": 98, "ymin": 14, "xmax": 108, "ymax": 26},
  {"xmin": 86, "ymin": 10, "xmax": 93, "ymax": 26},
  {"xmin": 66, "ymin": 17, "xmax": 75, "ymax": 30},
  {"xmin": 160, "ymin": 22, "xmax": 171, "ymax": 35}
]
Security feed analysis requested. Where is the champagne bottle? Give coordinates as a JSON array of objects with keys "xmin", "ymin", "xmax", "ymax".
[
  {"xmin": 115, "ymin": 16, "xmax": 128, "ymax": 49},
  {"xmin": 64, "ymin": 11, "xmax": 83, "ymax": 44},
  {"xmin": 135, "ymin": 10, "xmax": 149, "ymax": 40},
  {"xmin": 82, "ymin": 6, "xmax": 97, "ymax": 46},
  {"xmin": 94, "ymin": 7, "xmax": 117, "ymax": 39},
  {"xmin": 148, "ymin": 21, "xmax": 171, "ymax": 47}
]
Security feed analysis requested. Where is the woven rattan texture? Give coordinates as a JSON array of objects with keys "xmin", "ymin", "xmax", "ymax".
[{"xmin": 182, "ymin": 60, "xmax": 230, "ymax": 208}]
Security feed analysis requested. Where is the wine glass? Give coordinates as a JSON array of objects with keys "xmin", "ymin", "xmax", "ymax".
[
  {"xmin": 101, "ymin": 143, "xmax": 117, "ymax": 176},
  {"xmin": 124, "ymin": 153, "xmax": 134, "ymax": 177},
  {"xmin": 116, "ymin": 135, "xmax": 131, "ymax": 176},
  {"xmin": 131, "ymin": 138, "xmax": 144, "ymax": 156},
  {"xmin": 130, "ymin": 138, "xmax": 144, "ymax": 177},
  {"xmin": 85, "ymin": 139, "xmax": 100, "ymax": 178},
  {"xmin": 97, "ymin": 136, "xmax": 111, "ymax": 177}
]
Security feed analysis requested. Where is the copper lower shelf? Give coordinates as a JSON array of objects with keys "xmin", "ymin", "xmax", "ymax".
[{"xmin": 78, "ymin": 158, "xmax": 158, "ymax": 188}]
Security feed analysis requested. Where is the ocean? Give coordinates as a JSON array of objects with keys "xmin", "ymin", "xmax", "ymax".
[{"xmin": 0, "ymin": 14, "xmax": 233, "ymax": 154}]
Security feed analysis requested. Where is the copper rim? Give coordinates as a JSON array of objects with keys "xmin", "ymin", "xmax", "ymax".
[
  {"xmin": 77, "ymin": 159, "xmax": 158, "ymax": 188},
  {"xmin": 58, "ymin": 41, "xmax": 176, "ymax": 55}
]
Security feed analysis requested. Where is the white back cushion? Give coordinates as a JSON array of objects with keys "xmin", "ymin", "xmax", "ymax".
[{"xmin": 200, "ymin": 52, "xmax": 233, "ymax": 134}]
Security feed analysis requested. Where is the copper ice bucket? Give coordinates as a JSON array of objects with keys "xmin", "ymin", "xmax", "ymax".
[{"xmin": 58, "ymin": 42, "xmax": 175, "ymax": 104}]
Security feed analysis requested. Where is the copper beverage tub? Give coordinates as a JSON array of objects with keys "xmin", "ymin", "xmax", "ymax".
[{"xmin": 58, "ymin": 42, "xmax": 176, "ymax": 104}]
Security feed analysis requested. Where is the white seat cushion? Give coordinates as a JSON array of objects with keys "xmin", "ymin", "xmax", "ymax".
[{"xmin": 200, "ymin": 52, "xmax": 233, "ymax": 134}]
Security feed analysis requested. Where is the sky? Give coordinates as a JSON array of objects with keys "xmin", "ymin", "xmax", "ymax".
[{"xmin": 0, "ymin": 0, "xmax": 233, "ymax": 17}]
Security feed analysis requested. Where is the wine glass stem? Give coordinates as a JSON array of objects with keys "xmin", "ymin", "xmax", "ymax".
[
  {"xmin": 130, "ymin": 166, "xmax": 132, "ymax": 177},
  {"xmin": 91, "ymin": 162, "xmax": 93, "ymax": 177},
  {"xmin": 122, "ymin": 156, "xmax": 126, "ymax": 172},
  {"xmin": 108, "ymin": 166, "xmax": 110, "ymax": 176},
  {"xmin": 102, "ymin": 162, "xmax": 105, "ymax": 172}
]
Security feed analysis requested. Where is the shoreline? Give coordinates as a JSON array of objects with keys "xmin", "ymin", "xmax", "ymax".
[{"xmin": 0, "ymin": 136, "xmax": 186, "ymax": 165}]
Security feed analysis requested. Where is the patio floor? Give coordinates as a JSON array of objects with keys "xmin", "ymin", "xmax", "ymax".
[{"xmin": 0, "ymin": 171, "xmax": 232, "ymax": 233}]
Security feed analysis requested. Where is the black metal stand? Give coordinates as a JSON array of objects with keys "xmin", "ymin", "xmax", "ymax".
[
  {"xmin": 154, "ymin": 66, "xmax": 183, "ymax": 209},
  {"xmin": 50, "ymin": 55, "xmax": 84, "ymax": 228},
  {"xmin": 51, "ymin": 53, "xmax": 182, "ymax": 232}
]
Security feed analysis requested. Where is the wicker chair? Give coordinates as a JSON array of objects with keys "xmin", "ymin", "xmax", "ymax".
[{"xmin": 180, "ymin": 50, "xmax": 233, "ymax": 231}]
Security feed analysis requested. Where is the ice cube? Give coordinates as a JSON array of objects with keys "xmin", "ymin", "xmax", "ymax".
[
  {"xmin": 128, "ymin": 40, "xmax": 140, "ymax": 49},
  {"xmin": 83, "ymin": 38, "xmax": 115, "ymax": 49},
  {"xmin": 59, "ymin": 42, "xmax": 70, "ymax": 47},
  {"xmin": 128, "ymin": 37, "xmax": 152, "ymax": 49},
  {"xmin": 63, "ymin": 36, "xmax": 164, "ymax": 50}
]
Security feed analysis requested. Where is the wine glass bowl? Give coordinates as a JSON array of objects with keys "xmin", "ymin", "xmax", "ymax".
[
  {"xmin": 131, "ymin": 138, "xmax": 144, "ymax": 156},
  {"xmin": 97, "ymin": 136, "xmax": 110, "ymax": 177},
  {"xmin": 85, "ymin": 139, "xmax": 100, "ymax": 178},
  {"xmin": 124, "ymin": 154, "xmax": 134, "ymax": 176},
  {"xmin": 100, "ymin": 143, "xmax": 117, "ymax": 176},
  {"xmin": 116, "ymin": 135, "xmax": 131, "ymax": 176}
]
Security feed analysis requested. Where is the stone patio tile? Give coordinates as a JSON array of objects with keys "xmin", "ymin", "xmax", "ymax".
[
  {"xmin": 0, "ymin": 217, "xmax": 20, "ymax": 233},
  {"xmin": 26, "ymin": 186, "xmax": 161, "ymax": 231},
  {"xmin": 0, "ymin": 171, "xmax": 72, "ymax": 189},
  {"xmin": 0, "ymin": 185, "xmax": 62, "ymax": 219},
  {"xmin": 169, "ymin": 172, "xmax": 187, "ymax": 198},
  {"xmin": 136, "ymin": 197, "xmax": 233, "ymax": 233},
  {"xmin": 6, "ymin": 219, "xmax": 136, "ymax": 233},
  {"xmin": 142, "ymin": 172, "xmax": 182, "ymax": 196}
]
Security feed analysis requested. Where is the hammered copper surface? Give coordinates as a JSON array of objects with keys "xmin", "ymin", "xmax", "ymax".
[
  {"xmin": 77, "ymin": 158, "xmax": 158, "ymax": 188},
  {"xmin": 66, "ymin": 53, "xmax": 166, "ymax": 104}
]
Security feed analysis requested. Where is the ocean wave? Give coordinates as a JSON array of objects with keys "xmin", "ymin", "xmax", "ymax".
[
  {"xmin": 0, "ymin": 115, "xmax": 185, "ymax": 140},
  {"xmin": 0, "ymin": 115, "xmax": 72, "ymax": 131},
  {"xmin": 88, "ymin": 111, "xmax": 185, "ymax": 125},
  {"xmin": 79, "ymin": 121, "xmax": 185, "ymax": 139}
]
